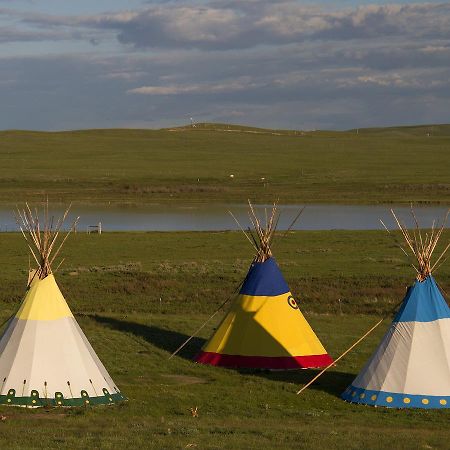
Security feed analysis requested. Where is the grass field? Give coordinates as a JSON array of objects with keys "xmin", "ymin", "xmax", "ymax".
[
  {"xmin": 1, "ymin": 123, "xmax": 450, "ymax": 205},
  {"xmin": 0, "ymin": 231, "xmax": 449, "ymax": 449}
]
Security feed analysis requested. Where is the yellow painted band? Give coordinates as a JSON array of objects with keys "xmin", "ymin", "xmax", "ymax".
[
  {"xmin": 15, "ymin": 274, "xmax": 73, "ymax": 321},
  {"xmin": 239, "ymin": 293, "xmax": 288, "ymax": 310},
  {"xmin": 203, "ymin": 292, "xmax": 328, "ymax": 357}
]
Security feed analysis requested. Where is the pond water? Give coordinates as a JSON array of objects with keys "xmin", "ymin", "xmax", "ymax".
[{"xmin": 0, "ymin": 204, "xmax": 448, "ymax": 232}]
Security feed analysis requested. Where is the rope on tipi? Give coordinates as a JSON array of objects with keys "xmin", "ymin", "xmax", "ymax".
[
  {"xmin": 297, "ymin": 206, "xmax": 450, "ymax": 395},
  {"xmin": 15, "ymin": 201, "xmax": 79, "ymax": 287}
]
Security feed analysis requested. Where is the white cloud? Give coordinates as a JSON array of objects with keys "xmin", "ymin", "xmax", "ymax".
[
  {"xmin": 421, "ymin": 45, "xmax": 450, "ymax": 53},
  {"xmin": 3, "ymin": 2, "xmax": 450, "ymax": 49},
  {"xmin": 127, "ymin": 77, "xmax": 262, "ymax": 95}
]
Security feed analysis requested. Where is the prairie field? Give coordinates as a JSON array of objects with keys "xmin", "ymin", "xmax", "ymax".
[
  {"xmin": 0, "ymin": 123, "xmax": 449, "ymax": 448},
  {"xmin": 0, "ymin": 231, "xmax": 449, "ymax": 449},
  {"xmin": 0, "ymin": 123, "xmax": 450, "ymax": 205}
]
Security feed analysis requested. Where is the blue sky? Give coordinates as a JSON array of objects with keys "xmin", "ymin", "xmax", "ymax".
[{"xmin": 1, "ymin": 1, "xmax": 449, "ymax": 130}]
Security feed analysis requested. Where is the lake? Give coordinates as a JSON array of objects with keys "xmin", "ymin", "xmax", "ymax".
[{"xmin": 1, "ymin": 204, "xmax": 449, "ymax": 232}]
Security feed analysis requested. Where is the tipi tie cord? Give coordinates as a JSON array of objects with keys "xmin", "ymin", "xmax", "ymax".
[
  {"xmin": 297, "ymin": 318, "xmax": 383, "ymax": 395},
  {"xmin": 296, "ymin": 296, "xmax": 405, "ymax": 395},
  {"xmin": 168, "ymin": 277, "xmax": 246, "ymax": 360}
]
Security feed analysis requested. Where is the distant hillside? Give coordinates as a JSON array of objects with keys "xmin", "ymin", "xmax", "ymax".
[
  {"xmin": 168, "ymin": 122, "xmax": 450, "ymax": 138},
  {"xmin": 0, "ymin": 124, "xmax": 449, "ymax": 205},
  {"xmin": 164, "ymin": 122, "xmax": 307, "ymax": 136},
  {"xmin": 348, "ymin": 124, "xmax": 450, "ymax": 137}
]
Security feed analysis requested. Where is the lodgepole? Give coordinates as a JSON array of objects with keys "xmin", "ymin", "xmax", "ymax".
[
  {"xmin": 296, "ymin": 317, "xmax": 385, "ymax": 395},
  {"xmin": 168, "ymin": 279, "xmax": 245, "ymax": 360}
]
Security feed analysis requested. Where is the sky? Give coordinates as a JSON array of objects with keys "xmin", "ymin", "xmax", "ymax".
[{"xmin": 0, "ymin": 0, "xmax": 449, "ymax": 130}]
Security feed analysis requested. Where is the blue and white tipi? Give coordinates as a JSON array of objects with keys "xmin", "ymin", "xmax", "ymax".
[{"xmin": 342, "ymin": 209, "xmax": 450, "ymax": 409}]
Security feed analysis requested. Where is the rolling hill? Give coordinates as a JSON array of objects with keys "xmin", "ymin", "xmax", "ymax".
[{"xmin": 0, "ymin": 123, "xmax": 449, "ymax": 205}]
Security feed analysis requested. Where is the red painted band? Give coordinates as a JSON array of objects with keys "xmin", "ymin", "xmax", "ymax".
[{"xmin": 195, "ymin": 352, "xmax": 333, "ymax": 369}]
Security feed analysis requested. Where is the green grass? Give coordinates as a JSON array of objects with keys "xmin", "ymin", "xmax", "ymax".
[
  {"xmin": 1, "ymin": 123, "xmax": 449, "ymax": 205},
  {"xmin": 0, "ymin": 231, "xmax": 449, "ymax": 449}
]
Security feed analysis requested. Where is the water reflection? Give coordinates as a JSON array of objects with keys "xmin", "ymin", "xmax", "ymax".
[{"xmin": 0, "ymin": 204, "xmax": 448, "ymax": 232}]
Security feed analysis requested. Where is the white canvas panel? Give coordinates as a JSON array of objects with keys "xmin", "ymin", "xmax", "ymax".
[
  {"xmin": 403, "ymin": 319, "xmax": 450, "ymax": 395},
  {"xmin": 352, "ymin": 321, "xmax": 414, "ymax": 392},
  {"xmin": 352, "ymin": 319, "xmax": 450, "ymax": 396},
  {"xmin": 0, "ymin": 319, "xmax": 37, "ymax": 394},
  {"xmin": 0, "ymin": 317, "xmax": 117, "ymax": 399},
  {"xmin": 67, "ymin": 319, "xmax": 117, "ymax": 393}
]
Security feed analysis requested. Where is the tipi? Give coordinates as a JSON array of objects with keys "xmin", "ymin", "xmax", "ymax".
[
  {"xmin": 195, "ymin": 202, "xmax": 333, "ymax": 369},
  {"xmin": 342, "ymin": 209, "xmax": 450, "ymax": 408},
  {"xmin": 0, "ymin": 204, "xmax": 125, "ymax": 407}
]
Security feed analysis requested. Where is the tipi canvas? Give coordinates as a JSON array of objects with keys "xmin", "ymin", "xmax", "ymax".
[
  {"xmin": 342, "ymin": 209, "xmax": 450, "ymax": 408},
  {"xmin": 196, "ymin": 202, "xmax": 333, "ymax": 369},
  {"xmin": 0, "ymin": 204, "xmax": 125, "ymax": 407}
]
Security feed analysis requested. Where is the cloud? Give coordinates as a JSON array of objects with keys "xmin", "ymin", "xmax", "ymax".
[
  {"xmin": 1, "ymin": 44, "xmax": 448, "ymax": 130},
  {"xmin": 3, "ymin": 2, "xmax": 450, "ymax": 49},
  {"xmin": 0, "ymin": 26, "xmax": 84, "ymax": 44},
  {"xmin": 127, "ymin": 77, "xmax": 262, "ymax": 95},
  {"xmin": 0, "ymin": 2, "xmax": 450, "ymax": 130},
  {"xmin": 76, "ymin": 2, "xmax": 450, "ymax": 50}
]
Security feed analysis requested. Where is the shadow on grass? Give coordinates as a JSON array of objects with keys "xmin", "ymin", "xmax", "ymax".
[
  {"xmin": 88, "ymin": 314, "xmax": 206, "ymax": 360},
  {"xmin": 88, "ymin": 314, "xmax": 354, "ymax": 398},
  {"xmin": 247, "ymin": 368, "xmax": 355, "ymax": 398}
]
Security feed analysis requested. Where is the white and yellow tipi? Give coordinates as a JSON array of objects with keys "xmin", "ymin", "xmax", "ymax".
[{"xmin": 0, "ymin": 204, "xmax": 125, "ymax": 407}]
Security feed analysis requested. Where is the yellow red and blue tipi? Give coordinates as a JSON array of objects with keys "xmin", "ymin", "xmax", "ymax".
[
  {"xmin": 342, "ymin": 209, "xmax": 450, "ymax": 408},
  {"xmin": 196, "ymin": 202, "xmax": 333, "ymax": 369}
]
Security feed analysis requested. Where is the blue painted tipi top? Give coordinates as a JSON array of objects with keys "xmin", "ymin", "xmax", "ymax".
[
  {"xmin": 393, "ymin": 275, "xmax": 450, "ymax": 323},
  {"xmin": 239, "ymin": 257, "xmax": 290, "ymax": 296}
]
